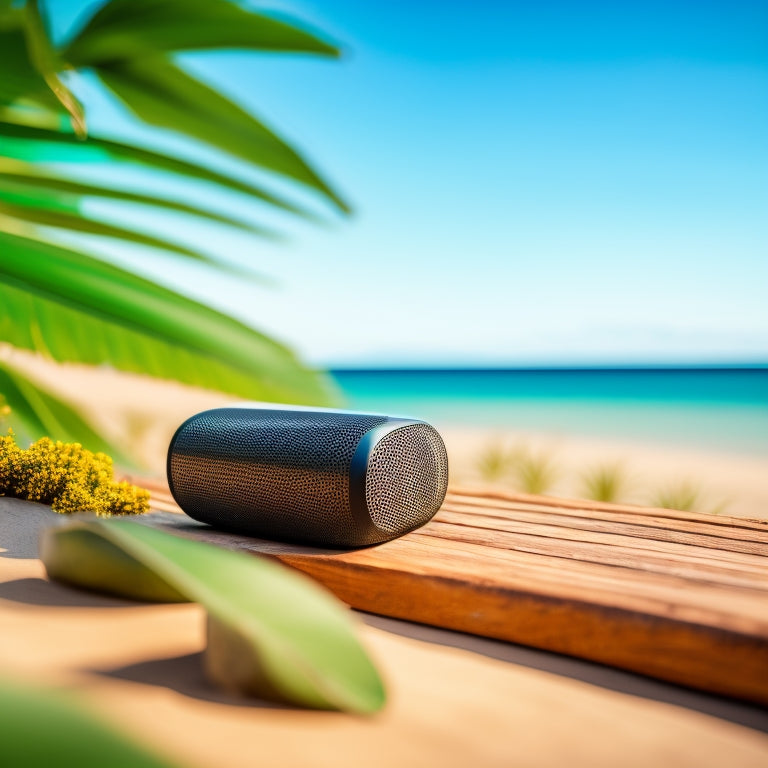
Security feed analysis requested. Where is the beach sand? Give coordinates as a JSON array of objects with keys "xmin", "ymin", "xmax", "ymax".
[{"xmin": 5, "ymin": 349, "xmax": 767, "ymax": 519}]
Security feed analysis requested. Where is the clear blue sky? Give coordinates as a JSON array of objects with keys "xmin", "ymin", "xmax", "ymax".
[{"xmin": 53, "ymin": 0, "xmax": 768, "ymax": 366}]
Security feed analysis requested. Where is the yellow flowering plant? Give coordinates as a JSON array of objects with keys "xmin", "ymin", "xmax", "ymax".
[{"xmin": 0, "ymin": 430, "xmax": 149, "ymax": 516}]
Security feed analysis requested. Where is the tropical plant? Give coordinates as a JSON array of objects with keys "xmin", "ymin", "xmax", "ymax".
[
  {"xmin": 649, "ymin": 481, "xmax": 727, "ymax": 515},
  {"xmin": 1, "ymin": 678, "xmax": 180, "ymax": 767},
  {"xmin": 475, "ymin": 441, "xmax": 518, "ymax": 483},
  {"xmin": 580, "ymin": 462, "xmax": 626, "ymax": 503},
  {"xmin": 513, "ymin": 447, "xmax": 558, "ymax": 495},
  {"xmin": 0, "ymin": 0, "xmax": 346, "ymax": 461},
  {"xmin": 649, "ymin": 481, "xmax": 701, "ymax": 512},
  {"xmin": 42, "ymin": 518, "xmax": 386, "ymax": 712}
]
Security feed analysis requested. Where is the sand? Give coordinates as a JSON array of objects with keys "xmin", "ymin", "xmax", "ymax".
[{"xmin": 4, "ymin": 348, "xmax": 767, "ymax": 518}]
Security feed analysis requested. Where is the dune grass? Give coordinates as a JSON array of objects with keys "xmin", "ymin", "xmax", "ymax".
[
  {"xmin": 475, "ymin": 442, "xmax": 517, "ymax": 483},
  {"xmin": 581, "ymin": 463, "xmax": 626, "ymax": 503},
  {"xmin": 650, "ymin": 482, "xmax": 728, "ymax": 515},
  {"xmin": 514, "ymin": 449, "xmax": 558, "ymax": 495},
  {"xmin": 650, "ymin": 482, "xmax": 700, "ymax": 512},
  {"xmin": 472, "ymin": 444, "xmax": 727, "ymax": 515}
]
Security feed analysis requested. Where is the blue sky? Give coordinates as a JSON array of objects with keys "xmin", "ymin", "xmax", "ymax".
[{"xmin": 53, "ymin": 0, "xmax": 768, "ymax": 366}]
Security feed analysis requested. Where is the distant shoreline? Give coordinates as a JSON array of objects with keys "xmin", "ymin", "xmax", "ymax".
[{"xmin": 330, "ymin": 363, "xmax": 768, "ymax": 373}]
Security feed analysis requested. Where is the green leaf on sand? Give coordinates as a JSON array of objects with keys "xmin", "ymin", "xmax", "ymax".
[
  {"xmin": 0, "ymin": 678, "xmax": 180, "ymax": 767},
  {"xmin": 40, "ymin": 519, "xmax": 386, "ymax": 713}
]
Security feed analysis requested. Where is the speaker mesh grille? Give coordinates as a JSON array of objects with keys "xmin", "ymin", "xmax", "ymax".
[
  {"xmin": 169, "ymin": 408, "xmax": 387, "ymax": 545},
  {"xmin": 365, "ymin": 424, "xmax": 449, "ymax": 533}
]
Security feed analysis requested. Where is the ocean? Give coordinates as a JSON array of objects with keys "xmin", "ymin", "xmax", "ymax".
[{"xmin": 330, "ymin": 367, "xmax": 768, "ymax": 456}]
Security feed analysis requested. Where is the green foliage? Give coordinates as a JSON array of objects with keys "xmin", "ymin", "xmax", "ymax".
[
  {"xmin": 0, "ymin": 678, "xmax": 180, "ymax": 767},
  {"xmin": 581, "ymin": 463, "xmax": 626, "ymax": 503},
  {"xmin": 514, "ymin": 448, "xmax": 558, "ymax": 495},
  {"xmin": 649, "ymin": 482, "xmax": 727, "ymax": 515},
  {"xmin": 474, "ymin": 442, "xmax": 558, "ymax": 495},
  {"xmin": 0, "ymin": 0, "xmax": 346, "ymax": 460},
  {"xmin": 649, "ymin": 482, "xmax": 700, "ymax": 512},
  {"xmin": 64, "ymin": 0, "xmax": 340, "ymax": 66},
  {"xmin": 475, "ymin": 441, "xmax": 517, "ymax": 482},
  {"xmin": 0, "ymin": 430, "xmax": 149, "ymax": 515},
  {"xmin": 41, "ymin": 519, "xmax": 386, "ymax": 713},
  {"xmin": 0, "ymin": 357, "xmax": 131, "ymax": 460}
]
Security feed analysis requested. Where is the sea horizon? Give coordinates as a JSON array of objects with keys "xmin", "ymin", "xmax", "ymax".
[{"xmin": 330, "ymin": 365, "xmax": 768, "ymax": 456}]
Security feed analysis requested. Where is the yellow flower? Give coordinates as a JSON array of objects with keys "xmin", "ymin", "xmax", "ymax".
[{"xmin": 0, "ymin": 431, "xmax": 149, "ymax": 516}]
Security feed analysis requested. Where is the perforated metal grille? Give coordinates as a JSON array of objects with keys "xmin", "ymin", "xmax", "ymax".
[
  {"xmin": 365, "ymin": 424, "xmax": 449, "ymax": 534},
  {"xmin": 169, "ymin": 408, "xmax": 387, "ymax": 546}
]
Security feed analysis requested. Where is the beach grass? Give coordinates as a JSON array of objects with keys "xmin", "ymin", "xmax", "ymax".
[
  {"xmin": 650, "ymin": 482, "xmax": 729, "ymax": 515},
  {"xmin": 475, "ymin": 441, "xmax": 517, "ymax": 483},
  {"xmin": 650, "ymin": 482, "xmax": 701, "ymax": 512},
  {"xmin": 514, "ymin": 449, "xmax": 558, "ymax": 495},
  {"xmin": 581, "ymin": 463, "xmax": 626, "ymax": 503}
]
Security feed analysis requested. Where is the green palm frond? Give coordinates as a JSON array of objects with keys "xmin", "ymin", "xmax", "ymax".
[
  {"xmin": 0, "ymin": 119, "xmax": 320, "ymax": 219},
  {"xmin": 0, "ymin": 232, "xmax": 338, "ymax": 405},
  {"xmin": 63, "ymin": 0, "xmax": 340, "ymax": 64},
  {"xmin": 0, "ymin": 0, "xmax": 348, "ymax": 461},
  {"xmin": 0, "ymin": 357, "xmax": 131, "ymax": 463},
  {"xmin": 0, "ymin": 159, "xmax": 280, "ymax": 235}
]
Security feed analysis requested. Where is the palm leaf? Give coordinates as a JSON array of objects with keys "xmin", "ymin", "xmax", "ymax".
[
  {"xmin": 64, "ymin": 0, "xmax": 339, "ymax": 64},
  {"xmin": 0, "ymin": 679, "xmax": 180, "ymax": 767},
  {"xmin": 0, "ymin": 119, "xmax": 320, "ymax": 219},
  {"xmin": 0, "ymin": 281, "xmax": 337, "ymax": 404},
  {"xmin": 0, "ymin": 187, "xmax": 244, "ymax": 266},
  {"xmin": 23, "ymin": 0, "xmax": 86, "ymax": 135},
  {"xmin": 94, "ymin": 58, "xmax": 348, "ymax": 211},
  {"xmin": 0, "ymin": 233, "xmax": 340, "ymax": 405},
  {"xmin": 0, "ymin": 27, "xmax": 47, "ymax": 107},
  {"xmin": 0, "ymin": 161, "xmax": 276, "ymax": 235},
  {"xmin": 0, "ymin": 357, "xmax": 130, "ymax": 462},
  {"xmin": 0, "ymin": 0, "xmax": 348, "ymax": 459},
  {"xmin": 0, "ymin": 179, "xmax": 279, "ymax": 276}
]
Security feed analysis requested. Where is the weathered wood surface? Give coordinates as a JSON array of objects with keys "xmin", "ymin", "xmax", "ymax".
[{"xmin": 141, "ymin": 480, "xmax": 768, "ymax": 705}]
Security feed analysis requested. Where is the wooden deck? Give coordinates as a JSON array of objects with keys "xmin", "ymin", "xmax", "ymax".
[{"xmin": 143, "ymin": 482, "xmax": 768, "ymax": 706}]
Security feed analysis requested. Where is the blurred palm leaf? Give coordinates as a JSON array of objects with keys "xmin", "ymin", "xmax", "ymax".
[
  {"xmin": 0, "ymin": 232, "xmax": 337, "ymax": 402},
  {"xmin": 94, "ymin": 56, "xmax": 347, "ymax": 210},
  {"xmin": 63, "ymin": 0, "xmax": 339, "ymax": 63},
  {"xmin": 0, "ymin": 120, "xmax": 317, "ymax": 217},
  {"xmin": 0, "ymin": 159, "xmax": 279, "ymax": 235},
  {"xmin": 0, "ymin": 356, "xmax": 130, "ymax": 462},
  {"xmin": 1, "ymin": 678, "xmax": 180, "ymax": 767},
  {"xmin": 0, "ymin": 0, "xmax": 347, "ymax": 463}
]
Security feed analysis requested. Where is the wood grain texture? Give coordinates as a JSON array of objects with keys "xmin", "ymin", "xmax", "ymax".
[{"xmin": 140, "ymin": 481, "xmax": 768, "ymax": 705}]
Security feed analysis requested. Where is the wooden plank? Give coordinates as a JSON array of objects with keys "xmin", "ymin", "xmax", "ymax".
[
  {"xmin": 450, "ymin": 487, "xmax": 768, "ymax": 531},
  {"xmin": 140, "ymin": 481, "xmax": 768, "ymax": 705}
]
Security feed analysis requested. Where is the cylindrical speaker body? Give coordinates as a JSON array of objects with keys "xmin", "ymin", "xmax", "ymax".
[{"xmin": 167, "ymin": 406, "xmax": 449, "ymax": 547}]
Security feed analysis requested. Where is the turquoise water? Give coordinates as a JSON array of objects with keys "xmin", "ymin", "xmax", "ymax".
[{"xmin": 331, "ymin": 367, "xmax": 768, "ymax": 456}]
